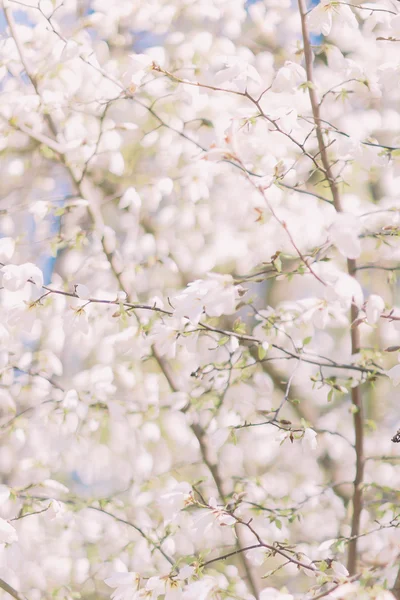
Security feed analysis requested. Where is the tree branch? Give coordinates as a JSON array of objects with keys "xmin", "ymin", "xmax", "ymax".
[
  {"xmin": 297, "ymin": 0, "xmax": 364, "ymax": 576},
  {"xmin": 392, "ymin": 564, "xmax": 400, "ymax": 600},
  {"xmin": 0, "ymin": 579, "xmax": 27, "ymax": 600}
]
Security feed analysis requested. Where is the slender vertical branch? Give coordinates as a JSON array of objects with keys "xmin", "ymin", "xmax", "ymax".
[
  {"xmin": 296, "ymin": 0, "xmax": 341, "ymax": 210},
  {"xmin": 391, "ymin": 565, "xmax": 400, "ymax": 600},
  {"xmin": 346, "ymin": 260, "xmax": 364, "ymax": 575},
  {"xmin": 297, "ymin": 0, "xmax": 364, "ymax": 576}
]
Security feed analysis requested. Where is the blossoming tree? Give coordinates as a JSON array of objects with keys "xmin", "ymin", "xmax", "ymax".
[{"xmin": 0, "ymin": 0, "xmax": 400, "ymax": 599}]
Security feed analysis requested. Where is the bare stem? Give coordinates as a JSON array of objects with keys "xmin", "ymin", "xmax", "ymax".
[
  {"xmin": 392, "ymin": 565, "xmax": 400, "ymax": 600},
  {"xmin": 297, "ymin": 0, "xmax": 364, "ymax": 576},
  {"xmin": 0, "ymin": 579, "xmax": 27, "ymax": 600}
]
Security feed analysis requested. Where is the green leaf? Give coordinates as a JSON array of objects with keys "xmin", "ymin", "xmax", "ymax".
[
  {"xmin": 303, "ymin": 336, "xmax": 312, "ymax": 346},
  {"xmin": 333, "ymin": 539, "xmax": 346, "ymax": 554},
  {"xmin": 365, "ymin": 419, "xmax": 377, "ymax": 432},
  {"xmin": 327, "ymin": 389, "xmax": 334, "ymax": 403},
  {"xmin": 40, "ymin": 145, "xmax": 56, "ymax": 159},
  {"xmin": 319, "ymin": 560, "xmax": 329, "ymax": 572},
  {"xmin": 273, "ymin": 256, "xmax": 282, "ymax": 272},
  {"xmin": 233, "ymin": 318, "xmax": 247, "ymax": 334},
  {"xmin": 258, "ymin": 345, "xmax": 267, "ymax": 360},
  {"xmin": 218, "ymin": 336, "xmax": 229, "ymax": 346}
]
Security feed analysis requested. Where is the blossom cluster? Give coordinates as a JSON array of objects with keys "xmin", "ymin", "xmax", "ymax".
[{"xmin": 0, "ymin": 0, "xmax": 399, "ymax": 600}]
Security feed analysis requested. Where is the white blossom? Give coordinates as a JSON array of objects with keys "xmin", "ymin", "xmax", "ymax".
[
  {"xmin": 272, "ymin": 62, "xmax": 306, "ymax": 94},
  {"xmin": 75, "ymin": 284, "xmax": 91, "ymax": 300},
  {"xmin": 105, "ymin": 572, "xmax": 141, "ymax": 600},
  {"xmin": 308, "ymin": 0, "xmax": 358, "ymax": 36},
  {"xmin": 214, "ymin": 57, "xmax": 261, "ymax": 92},
  {"xmin": 0, "ymin": 519, "xmax": 18, "ymax": 544},
  {"xmin": 158, "ymin": 481, "xmax": 192, "ymax": 524},
  {"xmin": 260, "ymin": 588, "xmax": 293, "ymax": 600},
  {"xmin": 302, "ymin": 428, "xmax": 318, "ymax": 452},
  {"xmin": 329, "ymin": 213, "xmax": 362, "ymax": 259},
  {"xmin": 365, "ymin": 294, "xmax": 385, "ymax": 325},
  {"xmin": 1, "ymin": 263, "xmax": 43, "ymax": 291},
  {"xmin": 0, "ymin": 237, "xmax": 15, "ymax": 261},
  {"xmin": 0, "ymin": 1, "xmax": 398, "ymax": 597},
  {"xmin": 331, "ymin": 561, "xmax": 349, "ymax": 578}
]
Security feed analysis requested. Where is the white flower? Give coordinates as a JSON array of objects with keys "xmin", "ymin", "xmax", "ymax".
[
  {"xmin": 0, "ymin": 518, "xmax": 18, "ymax": 544},
  {"xmin": 182, "ymin": 577, "xmax": 216, "ymax": 600},
  {"xmin": 325, "ymin": 273, "xmax": 364, "ymax": 310},
  {"xmin": 158, "ymin": 481, "xmax": 192, "ymax": 524},
  {"xmin": 318, "ymin": 538, "xmax": 336, "ymax": 552},
  {"xmin": 246, "ymin": 547, "xmax": 266, "ymax": 567},
  {"xmin": 387, "ymin": 364, "xmax": 400, "ymax": 386},
  {"xmin": 63, "ymin": 389, "xmax": 79, "ymax": 410},
  {"xmin": 313, "ymin": 306, "xmax": 329, "ymax": 329},
  {"xmin": 208, "ymin": 498, "xmax": 236, "ymax": 525},
  {"xmin": 177, "ymin": 566, "xmax": 195, "ymax": 580},
  {"xmin": 119, "ymin": 187, "xmax": 141, "ymax": 211},
  {"xmin": 331, "ymin": 560, "xmax": 349, "ymax": 578},
  {"xmin": 146, "ymin": 575, "xmax": 184, "ymax": 600},
  {"xmin": 123, "ymin": 53, "xmax": 153, "ymax": 89},
  {"xmin": 272, "ymin": 61, "xmax": 306, "ymax": 94},
  {"xmin": 64, "ymin": 307, "xmax": 90, "ymax": 335},
  {"xmin": 302, "ymin": 428, "xmax": 318, "ymax": 451},
  {"xmin": 193, "ymin": 497, "xmax": 236, "ymax": 538},
  {"xmin": 29, "ymin": 200, "xmax": 49, "ymax": 221},
  {"xmin": 0, "ymin": 237, "xmax": 15, "ymax": 261},
  {"xmin": 0, "ymin": 486, "xmax": 10, "ymax": 506},
  {"xmin": 1, "ymin": 263, "xmax": 43, "ymax": 291},
  {"xmin": 308, "ymin": 0, "xmax": 333, "ymax": 36},
  {"xmin": 75, "ymin": 284, "xmax": 91, "ymax": 300},
  {"xmin": 325, "ymin": 45, "xmax": 347, "ymax": 72},
  {"xmin": 45, "ymin": 499, "xmax": 65, "ymax": 520},
  {"xmin": 329, "ymin": 213, "xmax": 362, "ymax": 259},
  {"xmin": 308, "ymin": 0, "xmax": 358, "ymax": 37},
  {"xmin": 105, "ymin": 572, "xmax": 141, "ymax": 600},
  {"xmin": 214, "ymin": 57, "xmax": 261, "ymax": 92},
  {"xmin": 260, "ymin": 588, "xmax": 293, "ymax": 600},
  {"xmin": 329, "ymin": 583, "xmax": 360, "ymax": 598},
  {"xmin": 172, "ymin": 282, "xmax": 207, "ymax": 324},
  {"xmin": 60, "ymin": 39, "xmax": 81, "ymax": 61},
  {"xmin": 365, "ymin": 294, "xmax": 385, "ymax": 325},
  {"xmin": 42, "ymin": 479, "xmax": 70, "ymax": 494},
  {"xmin": 151, "ymin": 322, "xmax": 178, "ymax": 358},
  {"xmin": 173, "ymin": 275, "xmax": 238, "ymax": 325}
]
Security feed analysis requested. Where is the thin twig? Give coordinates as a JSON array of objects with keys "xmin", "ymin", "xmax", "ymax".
[{"xmin": 0, "ymin": 580, "xmax": 27, "ymax": 600}]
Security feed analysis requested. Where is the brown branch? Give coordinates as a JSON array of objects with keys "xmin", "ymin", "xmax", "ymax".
[
  {"xmin": 392, "ymin": 565, "xmax": 400, "ymax": 600},
  {"xmin": 202, "ymin": 544, "xmax": 262, "ymax": 568},
  {"xmin": 0, "ymin": 579, "xmax": 27, "ymax": 600},
  {"xmin": 346, "ymin": 261, "xmax": 364, "ymax": 575},
  {"xmin": 235, "ymin": 516, "xmax": 317, "ymax": 573},
  {"xmin": 297, "ymin": 0, "xmax": 364, "ymax": 576}
]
